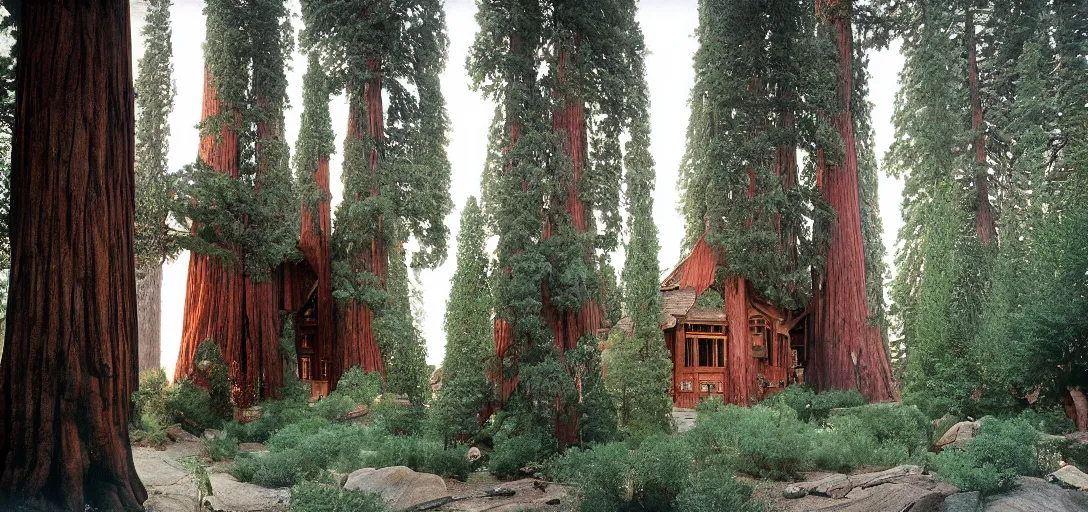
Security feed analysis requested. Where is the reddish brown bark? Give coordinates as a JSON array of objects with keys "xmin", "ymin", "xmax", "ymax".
[
  {"xmin": 724, "ymin": 275, "xmax": 756, "ymax": 404},
  {"xmin": 334, "ymin": 59, "xmax": 387, "ymax": 389},
  {"xmin": 966, "ymin": 9, "xmax": 995, "ymax": 244},
  {"xmin": 810, "ymin": 0, "xmax": 897, "ymax": 402},
  {"xmin": 1068, "ymin": 387, "xmax": 1088, "ymax": 433},
  {"xmin": 0, "ymin": 0, "xmax": 148, "ymax": 508},
  {"xmin": 299, "ymin": 157, "xmax": 335, "ymax": 382}
]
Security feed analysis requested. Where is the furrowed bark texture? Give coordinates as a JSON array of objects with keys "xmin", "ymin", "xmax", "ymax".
[
  {"xmin": 0, "ymin": 0, "xmax": 148, "ymax": 508},
  {"xmin": 966, "ymin": 9, "xmax": 994, "ymax": 244},
  {"xmin": 810, "ymin": 1, "xmax": 897, "ymax": 402},
  {"xmin": 137, "ymin": 264, "xmax": 164, "ymax": 373},
  {"xmin": 334, "ymin": 59, "xmax": 387, "ymax": 389},
  {"xmin": 299, "ymin": 157, "xmax": 335, "ymax": 382},
  {"xmin": 724, "ymin": 275, "xmax": 755, "ymax": 404},
  {"xmin": 175, "ymin": 68, "xmax": 245, "ymax": 387}
]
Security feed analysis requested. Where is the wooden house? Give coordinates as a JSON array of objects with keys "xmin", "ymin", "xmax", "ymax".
[{"xmin": 616, "ymin": 234, "xmax": 808, "ymax": 408}]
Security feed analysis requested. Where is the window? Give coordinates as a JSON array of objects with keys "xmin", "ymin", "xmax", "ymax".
[
  {"xmin": 299, "ymin": 356, "xmax": 312, "ymax": 380},
  {"xmin": 700, "ymin": 381, "xmax": 720, "ymax": 393},
  {"xmin": 684, "ymin": 338, "xmax": 694, "ymax": 367},
  {"xmin": 693, "ymin": 338, "xmax": 725, "ymax": 367},
  {"xmin": 680, "ymin": 381, "xmax": 693, "ymax": 391},
  {"xmin": 750, "ymin": 315, "xmax": 768, "ymax": 358},
  {"xmin": 320, "ymin": 358, "xmax": 329, "ymax": 379}
]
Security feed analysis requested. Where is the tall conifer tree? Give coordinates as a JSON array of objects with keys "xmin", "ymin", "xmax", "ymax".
[
  {"xmin": 431, "ymin": 198, "xmax": 494, "ymax": 445},
  {"xmin": 134, "ymin": 0, "xmax": 177, "ymax": 373},
  {"xmin": 471, "ymin": 0, "xmax": 644, "ymax": 447},
  {"xmin": 607, "ymin": 67, "xmax": 673, "ymax": 443},
  {"xmin": 301, "ymin": 0, "xmax": 453, "ymax": 393},
  {"xmin": 174, "ymin": 0, "xmax": 297, "ymax": 404}
]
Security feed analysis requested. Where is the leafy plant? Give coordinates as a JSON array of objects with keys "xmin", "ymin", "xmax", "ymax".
[
  {"xmin": 289, "ymin": 481, "xmax": 387, "ymax": 512},
  {"xmin": 933, "ymin": 417, "xmax": 1040, "ymax": 494}
]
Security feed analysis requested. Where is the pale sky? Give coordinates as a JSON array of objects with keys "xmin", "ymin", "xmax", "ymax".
[{"xmin": 138, "ymin": 0, "xmax": 905, "ymax": 380}]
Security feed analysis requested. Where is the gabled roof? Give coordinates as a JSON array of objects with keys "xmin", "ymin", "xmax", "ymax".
[
  {"xmin": 660, "ymin": 233, "xmax": 718, "ymax": 297},
  {"xmin": 663, "ymin": 288, "xmax": 698, "ymax": 317}
]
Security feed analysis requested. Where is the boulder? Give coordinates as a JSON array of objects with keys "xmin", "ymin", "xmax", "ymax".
[
  {"xmin": 941, "ymin": 491, "xmax": 981, "ymax": 512},
  {"xmin": 935, "ymin": 421, "xmax": 980, "ymax": 452},
  {"xmin": 203, "ymin": 429, "xmax": 223, "ymax": 441},
  {"xmin": 783, "ymin": 485, "xmax": 807, "ymax": 499},
  {"xmin": 344, "ymin": 466, "xmax": 451, "ymax": 511},
  {"xmin": 166, "ymin": 424, "xmax": 200, "ymax": 443},
  {"xmin": 810, "ymin": 483, "xmax": 945, "ymax": 512},
  {"xmin": 238, "ymin": 442, "xmax": 267, "ymax": 453},
  {"xmin": 468, "ymin": 446, "xmax": 482, "ymax": 462},
  {"xmin": 1047, "ymin": 464, "xmax": 1088, "ymax": 491},
  {"xmin": 851, "ymin": 465, "xmax": 925, "ymax": 488},
  {"xmin": 204, "ymin": 473, "xmax": 290, "ymax": 512},
  {"xmin": 486, "ymin": 487, "xmax": 517, "ymax": 497},
  {"xmin": 801, "ymin": 474, "xmax": 854, "ymax": 499},
  {"xmin": 981, "ymin": 476, "xmax": 1088, "ymax": 511}
]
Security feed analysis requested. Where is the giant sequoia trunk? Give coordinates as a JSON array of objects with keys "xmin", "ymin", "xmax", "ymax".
[
  {"xmin": 175, "ymin": 68, "xmax": 245, "ymax": 387},
  {"xmin": 0, "ymin": 0, "xmax": 148, "ymax": 508},
  {"xmin": 810, "ymin": 0, "xmax": 897, "ymax": 402},
  {"xmin": 299, "ymin": 156, "xmax": 335, "ymax": 384},
  {"xmin": 724, "ymin": 275, "xmax": 755, "ymax": 404},
  {"xmin": 966, "ymin": 8, "xmax": 995, "ymax": 244},
  {"xmin": 334, "ymin": 60, "xmax": 387, "ymax": 389},
  {"xmin": 137, "ymin": 264, "xmax": 163, "ymax": 372}
]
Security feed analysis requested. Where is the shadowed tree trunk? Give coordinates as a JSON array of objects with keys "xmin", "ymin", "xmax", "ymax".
[
  {"xmin": 175, "ymin": 68, "xmax": 245, "ymax": 388},
  {"xmin": 137, "ymin": 265, "xmax": 163, "ymax": 372},
  {"xmin": 0, "ymin": 0, "xmax": 148, "ymax": 508},
  {"xmin": 724, "ymin": 275, "xmax": 755, "ymax": 404},
  {"xmin": 810, "ymin": 0, "xmax": 897, "ymax": 402},
  {"xmin": 334, "ymin": 59, "xmax": 387, "ymax": 389},
  {"xmin": 299, "ymin": 157, "xmax": 335, "ymax": 384},
  {"xmin": 966, "ymin": 8, "xmax": 995, "ymax": 244}
]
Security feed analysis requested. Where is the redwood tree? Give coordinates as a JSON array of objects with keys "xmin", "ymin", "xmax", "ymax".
[
  {"xmin": 679, "ymin": 0, "xmax": 835, "ymax": 403},
  {"xmin": 471, "ymin": 0, "xmax": 644, "ymax": 447},
  {"xmin": 174, "ymin": 0, "xmax": 297, "ymax": 405},
  {"xmin": 301, "ymin": 0, "xmax": 452, "ymax": 393},
  {"xmin": 0, "ymin": 0, "xmax": 147, "ymax": 508},
  {"xmin": 134, "ymin": 0, "xmax": 178, "ymax": 373},
  {"xmin": 808, "ymin": 0, "xmax": 897, "ymax": 402}
]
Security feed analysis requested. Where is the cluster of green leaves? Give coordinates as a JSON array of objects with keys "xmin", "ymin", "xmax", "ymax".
[
  {"xmin": 470, "ymin": 0, "xmax": 657, "ymax": 455},
  {"xmin": 232, "ymin": 417, "xmax": 385, "ymax": 487},
  {"xmin": 131, "ymin": 369, "xmax": 172, "ymax": 448},
  {"xmin": 887, "ymin": 0, "xmax": 1088, "ymax": 421},
  {"xmin": 293, "ymin": 52, "xmax": 335, "ymax": 224},
  {"xmin": 134, "ymin": 0, "xmax": 179, "ymax": 276},
  {"xmin": 932, "ymin": 417, "xmax": 1041, "ymax": 494},
  {"xmin": 171, "ymin": 0, "xmax": 298, "ymax": 280},
  {"xmin": 366, "ymin": 435, "xmax": 472, "ymax": 480},
  {"xmin": 429, "ymin": 198, "xmax": 494, "ymax": 446},
  {"xmin": 547, "ymin": 434, "xmax": 764, "ymax": 512},
  {"xmin": 763, "ymin": 386, "xmax": 867, "ymax": 423},
  {"xmin": 290, "ymin": 482, "xmax": 386, "ymax": 512},
  {"xmin": 678, "ymin": 0, "xmax": 837, "ymax": 310}
]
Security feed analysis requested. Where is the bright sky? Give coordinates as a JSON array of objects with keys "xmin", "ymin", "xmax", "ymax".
[{"xmin": 139, "ymin": 0, "xmax": 905, "ymax": 380}]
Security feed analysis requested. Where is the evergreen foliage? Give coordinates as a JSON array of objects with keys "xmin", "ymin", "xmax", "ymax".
[
  {"xmin": 294, "ymin": 52, "xmax": 336, "ymax": 217},
  {"xmin": 134, "ymin": 0, "xmax": 178, "ymax": 274},
  {"xmin": 430, "ymin": 198, "xmax": 494, "ymax": 445},
  {"xmin": 172, "ymin": 0, "xmax": 298, "ymax": 279},
  {"xmin": 375, "ymin": 232, "xmax": 430, "ymax": 402},
  {"xmin": 678, "ymin": 0, "xmax": 836, "ymax": 310},
  {"xmin": 607, "ymin": 66, "xmax": 673, "ymax": 444},
  {"xmin": 469, "ymin": 0, "xmax": 651, "ymax": 450}
]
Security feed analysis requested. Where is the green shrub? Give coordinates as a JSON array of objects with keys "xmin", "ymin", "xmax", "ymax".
[
  {"xmin": 204, "ymin": 435, "xmax": 240, "ymax": 462},
  {"xmin": 334, "ymin": 367, "xmax": 382, "ymax": 405},
  {"xmin": 289, "ymin": 481, "xmax": 387, "ymax": 512},
  {"xmin": 366, "ymin": 436, "xmax": 471, "ymax": 480},
  {"xmin": 763, "ymin": 386, "xmax": 817, "ymax": 421},
  {"xmin": 687, "ymin": 404, "xmax": 811, "ymax": 480},
  {"xmin": 490, "ymin": 429, "xmax": 551, "ymax": 479},
  {"xmin": 194, "ymin": 340, "xmax": 233, "ymax": 419},
  {"xmin": 371, "ymin": 401, "xmax": 427, "ymax": 436},
  {"xmin": 167, "ymin": 378, "xmax": 221, "ymax": 433},
  {"xmin": 933, "ymin": 417, "xmax": 1040, "ymax": 494},
  {"xmin": 812, "ymin": 403, "xmax": 930, "ymax": 471},
  {"xmin": 631, "ymin": 434, "xmax": 693, "ymax": 510},
  {"xmin": 673, "ymin": 470, "xmax": 765, "ymax": 512},
  {"xmin": 134, "ymin": 369, "xmax": 170, "ymax": 421},
  {"xmin": 1018, "ymin": 407, "xmax": 1076, "ymax": 435},
  {"xmin": 225, "ymin": 396, "xmax": 311, "ymax": 443},
  {"xmin": 233, "ymin": 421, "xmax": 385, "ymax": 487},
  {"xmin": 130, "ymin": 410, "xmax": 170, "ymax": 448},
  {"xmin": 931, "ymin": 414, "xmax": 961, "ymax": 445},
  {"xmin": 547, "ymin": 443, "xmax": 631, "ymax": 512},
  {"xmin": 809, "ymin": 390, "xmax": 867, "ymax": 423}
]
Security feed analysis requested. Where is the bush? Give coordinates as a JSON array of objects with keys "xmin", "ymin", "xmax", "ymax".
[
  {"xmin": 366, "ymin": 436, "xmax": 471, "ymax": 480},
  {"xmin": 333, "ymin": 367, "xmax": 382, "ymax": 406},
  {"xmin": 1018, "ymin": 407, "xmax": 1076, "ymax": 435},
  {"xmin": 371, "ymin": 401, "xmax": 427, "ymax": 436},
  {"xmin": 130, "ymin": 410, "xmax": 170, "ymax": 448},
  {"xmin": 490, "ymin": 428, "xmax": 551, "ymax": 479},
  {"xmin": 204, "ymin": 435, "xmax": 240, "ymax": 462},
  {"xmin": 289, "ymin": 481, "xmax": 387, "ymax": 512},
  {"xmin": 134, "ymin": 369, "xmax": 170, "ymax": 421},
  {"xmin": 547, "ymin": 443, "xmax": 631, "ymax": 512},
  {"xmin": 631, "ymin": 434, "xmax": 694, "ymax": 510},
  {"xmin": 763, "ymin": 387, "xmax": 866, "ymax": 424},
  {"xmin": 194, "ymin": 340, "xmax": 233, "ymax": 419},
  {"xmin": 167, "ymin": 378, "xmax": 221, "ymax": 433},
  {"xmin": 763, "ymin": 386, "xmax": 816, "ymax": 421},
  {"xmin": 233, "ymin": 420, "xmax": 385, "ymax": 487},
  {"xmin": 687, "ymin": 404, "xmax": 811, "ymax": 480},
  {"xmin": 933, "ymin": 417, "xmax": 1040, "ymax": 494},
  {"xmin": 810, "ymin": 403, "xmax": 930, "ymax": 472},
  {"xmin": 673, "ymin": 470, "xmax": 764, "ymax": 512}
]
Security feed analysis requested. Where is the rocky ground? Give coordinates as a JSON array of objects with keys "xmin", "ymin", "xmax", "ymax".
[{"xmin": 135, "ymin": 436, "xmax": 573, "ymax": 512}]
